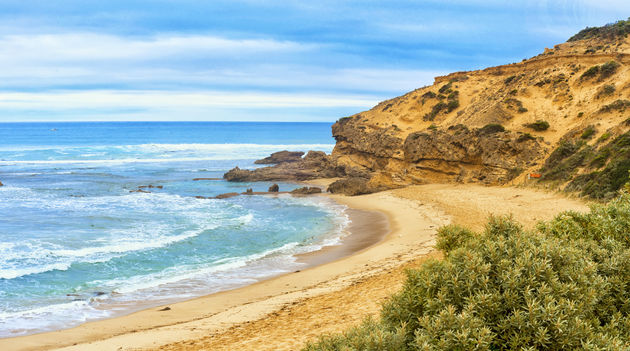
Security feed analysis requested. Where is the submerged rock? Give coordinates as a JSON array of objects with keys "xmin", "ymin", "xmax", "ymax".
[
  {"xmin": 214, "ymin": 192, "xmax": 240, "ymax": 199},
  {"xmin": 138, "ymin": 185, "xmax": 163, "ymax": 189}
]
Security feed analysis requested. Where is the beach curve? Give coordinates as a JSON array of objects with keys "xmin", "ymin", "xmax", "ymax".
[{"xmin": 0, "ymin": 183, "xmax": 589, "ymax": 351}]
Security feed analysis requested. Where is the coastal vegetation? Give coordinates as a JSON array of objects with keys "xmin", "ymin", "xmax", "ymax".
[
  {"xmin": 568, "ymin": 18, "xmax": 630, "ymax": 41},
  {"xmin": 524, "ymin": 120, "xmax": 549, "ymax": 131},
  {"xmin": 305, "ymin": 192, "xmax": 630, "ymax": 350}
]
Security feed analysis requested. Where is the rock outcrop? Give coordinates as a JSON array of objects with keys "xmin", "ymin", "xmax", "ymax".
[
  {"xmin": 0, "ymin": 181, "xmax": 3, "ymax": 187},
  {"xmin": 224, "ymin": 150, "xmax": 341, "ymax": 182},
  {"xmin": 254, "ymin": 151, "xmax": 305, "ymax": 164},
  {"xmin": 290, "ymin": 186, "xmax": 322, "ymax": 195},
  {"xmin": 268, "ymin": 184, "xmax": 279, "ymax": 192},
  {"xmin": 224, "ymin": 21, "xmax": 630, "ymax": 197}
]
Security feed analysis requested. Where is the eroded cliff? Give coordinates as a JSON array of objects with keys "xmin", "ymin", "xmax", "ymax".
[{"xmin": 329, "ymin": 19, "xmax": 630, "ymax": 198}]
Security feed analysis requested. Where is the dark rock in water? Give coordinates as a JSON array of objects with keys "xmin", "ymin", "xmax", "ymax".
[
  {"xmin": 93, "ymin": 291, "xmax": 107, "ymax": 296},
  {"xmin": 268, "ymin": 183, "xmax": 279, "ymax": 192},
  {"xmin": 290, "ymin": 186, "xmax": 322, "ymax": 195},
  {"xmin": 243, "ymin": 188, "xmax": 254, "ymax": 195},
  {"xmin": 138, "ymin": 185, "xmax": 163, "ymax": 189},
  {"xmin": 214, "ymin": 192, "xmax": 240, "ymax": 199},
  {"xmin": 223, "ymin": 151, "xmax": 342, "ymax": 182},
  {"xmin": 192, "ymin": 177, "xmax": 222, "ymax": 181},
  {"xmin": 0, "ymin": 181, "xmax": 3, "ymax": 186},
  {"xmin": 158, "ymin": 306, "xmax": 171, "ymax": 311},
  {"xmin": 195, "ymin": 196, "xmax": 209, "ymax": 199},
  {"xmin": 254, "ymin": 150, "xmax": 304, "ymax": 164},
  {"xmin": 130, "ymin": 189, "xmax": 151, "ymax": 193},
  {"xmin": 327, "ymin": 177, "xmax": 376, "ymax": 196}
]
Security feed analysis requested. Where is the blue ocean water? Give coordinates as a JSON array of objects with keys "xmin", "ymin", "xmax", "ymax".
[{"xmin": 0, "ymin": 122, "xmax": 347, "ymax": 337}]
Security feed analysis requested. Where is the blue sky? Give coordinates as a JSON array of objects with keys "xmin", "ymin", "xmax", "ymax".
[{"xmin": 0, "ymin": 1, "xmax": 629, "ymax": 122}]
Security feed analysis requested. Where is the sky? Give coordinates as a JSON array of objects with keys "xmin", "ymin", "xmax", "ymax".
[{"xmin": 0, "ymin": 0, "xmax": 629, "ymax": 122}]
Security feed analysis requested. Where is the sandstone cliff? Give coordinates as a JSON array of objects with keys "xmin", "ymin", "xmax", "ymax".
[{"xmin": 330, "ymin": 19, "xmax": 630, "ymax": 199}]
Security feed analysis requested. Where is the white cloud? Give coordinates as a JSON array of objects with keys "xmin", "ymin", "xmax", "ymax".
[
  {"xmin": 0, "ymin": 33, "xmax": 311, "ymax": 64},
  {"xmin": 0, "ymin": 90, "xmax": 379, "ymax": 110}
]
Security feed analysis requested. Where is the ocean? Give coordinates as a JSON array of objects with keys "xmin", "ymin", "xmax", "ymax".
[{"xmin": 0, "ymin": 122, "xmax": 347, "ymax": 337}]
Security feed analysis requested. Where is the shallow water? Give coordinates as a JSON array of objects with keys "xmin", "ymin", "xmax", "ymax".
[{"xmin": 0, "ymin": 122, "xmax": 347, "ymax": 337}]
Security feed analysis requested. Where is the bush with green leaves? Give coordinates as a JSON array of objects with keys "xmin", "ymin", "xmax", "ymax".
[
  {"xmin": 525, "ymin": 120, "xmax": 550, "ymax": 131},
  {"xmin": 478, "ymin": 123, "xmax": 505, "ymax": 135},
  {"xmin": 305, "ymin": 195, "xmax": 630, "ymax": 350}
]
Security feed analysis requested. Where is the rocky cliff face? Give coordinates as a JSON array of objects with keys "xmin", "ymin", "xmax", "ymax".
[{"xmin": 327, "ymin": 20, "xmax": 630, "ymax": 197}]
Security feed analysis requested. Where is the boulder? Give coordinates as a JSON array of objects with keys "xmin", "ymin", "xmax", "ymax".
[
  {"xmin": 290, "ymin": 186, "xmax": 322, "ymax": 195},
  {"xmin": 268, "ymin": 183, "xmax": 279, "ymax": 192},
  {"xmin": 254, "ymin": 151, "xmax": 304, "ymax": 164},
  {"xmin": 327, "ymin": 177, "xmax": 373, "ymax": 196},
  {"xmin": 0, "ymin": 181, "xmax": 3, "ymax": 187},
  {"xmin": 244, "ymin": 188, "xmax": 254, "ymax": 195}
]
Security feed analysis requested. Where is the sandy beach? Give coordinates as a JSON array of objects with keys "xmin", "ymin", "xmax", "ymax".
[{"xmin": 0, "ymin": 183, "xmax": 590, "ymax": 351}]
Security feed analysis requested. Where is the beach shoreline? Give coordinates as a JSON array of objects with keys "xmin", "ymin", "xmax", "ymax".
[
  {"xmin": 0, "ymin": 183, "xmax": 591, "ymax": 351},
  {"xmin": 0, "ymin": 179, "xmax": 405, "ymax": 351}
]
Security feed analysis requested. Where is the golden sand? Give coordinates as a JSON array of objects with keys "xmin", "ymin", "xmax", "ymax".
[{"xmin": 0, "ymin": 183, "xmax": 589, "ymax": 351}]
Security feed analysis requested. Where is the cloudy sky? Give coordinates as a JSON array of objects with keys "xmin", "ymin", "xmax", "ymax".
[{"xmin": 0, "ymin": 0, "xmax": 629, "ymax": 122}]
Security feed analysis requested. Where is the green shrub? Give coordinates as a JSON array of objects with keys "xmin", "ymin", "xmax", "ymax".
[
  {"xmin": 517, "ymin": 106, "xmax": 528, "ymax": 113},
  {"xmin": 601, "ymin": 84, "xmax": 616, "ymax": 96},
  {"xmin": 517, "ymin": 133, "xmax": 536, "ymax": 142},
  {"xmin": 578, "ymin": 112, "xmax": 585, "ymax": 118},
  {"xmin": 421, "ymin": 91, "xmax": 437, "ymax": 99},
  {"xmin": 581, "ymin": 61, "xmax": 621, "ymax": 81},
  {"xmin": 601, "ymin": 61, "xmax": 621, "ymax": 79},
  {"xmin": 543, "ymin": 145, "xmax": 593, "ymax": 181},
  {"xmin": 600, "ymin": 100, "xmax": 630, "ymax": 113},
  {"xmin": 478, "ymin": 123, "xmax": 505, "ymax": 135},
  {"xmin": 581, "ymin": 65, "xmax": 600, "ymax": 79},
  {"xmin": 438, "ymin": 82, "xmax": 453, "ymax": 94},
  {"xmin": 543, "ymin": 140, "xmax": 583, "ymax": 172},
  {"xmin": 446, "ymin": 99, "xmax": 459, "ymax": 113},
  {"xmin": 590, "ymin": 148, "xmax": 611, "ymax": 168},
  {"xmin": 306, "ymin": 204, "xmax": 630, "ymax": 350},
  {"xmin": 504, "ymin": 75, "xmax": 517, "ymax": 84},
  {"xmin": 423, "ymin": 102, "xmax": 447, "ymax": 121},
  {"xmin": 582, "ymin": 125, "xmax": 597, "ymax": 139},
  {"xmin": 435, "ymin": 225, "xmax": 475, "ymax": 255},
  {"xmin": 337, "ymin": 116, "xmax": 354, "ymax": 124},
  {"xmin": 304, "ymin": 317, "xmax": 407, "ymax": 351},
  {"xmin": 525, "ymin": 120, "xmax": 550, "ymax": 131}
]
